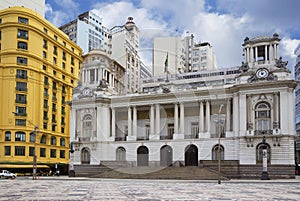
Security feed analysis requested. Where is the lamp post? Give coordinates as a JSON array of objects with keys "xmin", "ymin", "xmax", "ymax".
[
  {"xmin": 32, "ymin": 125, "xmax": 39, "ymax": 180},
  {"xmin": 217, "ymin": 104, "xmax": 224, "ymax": 184},
  {"xmin": 261, "ymin": 136, "xmax": 270, "ymax": 180}
]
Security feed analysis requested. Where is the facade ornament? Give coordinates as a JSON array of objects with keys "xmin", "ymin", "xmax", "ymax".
[
  {"xmin": 239, "ymin": 62, "xmax": 249, "ymax": 72},
  {"xmin": 247, "ymin": 70, "xmax": 278, "ymax": 83},
  {"xmin": 78, "ymin": 87, "xmax": 94, "ymax": 98},
  {"xmin": 97, "ymin": 80, "xmax": 108, "ymax": 91},
  {"xmin": 275, "ymin": 57, "xmax": 288, "ymax": 68}
]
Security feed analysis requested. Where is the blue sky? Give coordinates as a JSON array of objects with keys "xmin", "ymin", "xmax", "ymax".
[{"xmin": 45, "ymin": 0, "xmax": 300, "ymax": 69}]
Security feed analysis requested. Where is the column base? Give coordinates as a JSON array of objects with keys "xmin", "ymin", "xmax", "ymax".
[
  {"xmin": 126, "ymin": 136, "xmax": 136, "ymax": 141},
  {"xmin": 149, "ymin": 134, "xmax": 160, "ymax": 140},
  {"xmin": 261, "ymin": 171, "xmax": 270, "ymax": 180},
  {"xmin": 173, "ymin": 133, "xmax": 184, "ymax": 140},
  {"xmin": 69, "ymin": 170, "xmax": 75, "ymax": 177}
]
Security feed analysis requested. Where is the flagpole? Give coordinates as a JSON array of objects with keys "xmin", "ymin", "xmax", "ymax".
[{"xmin": 165, "ymin": 53, "xmax": 169, "ymax": 82}]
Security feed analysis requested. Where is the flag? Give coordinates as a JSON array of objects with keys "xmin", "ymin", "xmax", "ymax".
[{"xmin": 164, "ymin": 53, "xmax": 168, "ymax": 73}]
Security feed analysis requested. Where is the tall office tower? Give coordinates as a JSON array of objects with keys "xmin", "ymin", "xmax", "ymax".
[
  {"xmin": 111, "ymin": 17, "xmax": 140, "ymax": 93},
  {"xmin": 0, "ymin": 7, "xmax": 82, "ymax": 173},
  {"xmin": 0, "ymin": 0, "xmax": 45, "ymax": 17},
  {"xmin": 294, "ymin": 43, "xmax": 300, "ymax": 166},
  {"xmin": 153, "ymin": 37, "xmax": 185, "ymax": 76},
  {"xmin": 140, "ymin": 62, "xmax": 152, "ymax": 79},
  {"xmin": 153, "ymin": 34, "xmax": 217, "ymax": 76},
  {"xmin": 60, "ymin": 11, "xmax": 104, "ymax": 54}
]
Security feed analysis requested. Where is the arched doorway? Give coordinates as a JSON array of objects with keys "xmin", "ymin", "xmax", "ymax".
[
  {"xmin": 137, "ymin": 146, "xmax": 149, "ymax": 166},
  {"xmin": 116, "ymin": 147, "xmax": 126, "ymax": 161},
  {"xmin": 185, "ymin": 144, "xmax": 198, "ymax": 166},
  {"xmin": 256, "ymin": 143, "xmax": 271, "ymax": 163},
  {"xmin": 160, "ymin": 145, "xmax": 173, "ymax": 166},
  {"xmin": 212, "ymin": 144, "xmax": 224, "ymax": 160},
  {"xmin": 81, "ymin": 147, "xmax": 90, "ymax": 164}
]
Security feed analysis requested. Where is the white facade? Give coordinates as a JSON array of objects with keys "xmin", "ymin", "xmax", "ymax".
[
  {"xmin": 191, "ymin": 42, "xmax": 217, "ymax": 71},
  {"xmin": 0, "ymin": 0, "xmax": 45, "ymax": 16},
  {"xmin": 70, "ymin": 34, "xmax": 296, "ymax": 178}
]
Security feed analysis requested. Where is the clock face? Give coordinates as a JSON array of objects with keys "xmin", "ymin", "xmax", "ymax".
[
  {"xmin": 83, "ymin": 88, "xmax": 91, "ymax": 96},
  {"xmin": 256, "ymin": 69, "xmax": 269, "ymax": 78}
]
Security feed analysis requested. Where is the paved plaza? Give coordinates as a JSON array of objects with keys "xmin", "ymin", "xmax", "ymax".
[{"xmin": 0, "ymin": 176, "xmax": 300, "ymax": 201}]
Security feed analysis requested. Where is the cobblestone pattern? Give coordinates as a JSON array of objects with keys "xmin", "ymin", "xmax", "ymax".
[{"xmin": 0, "ymin": 177, "xmax": 300, "ymax": 201}]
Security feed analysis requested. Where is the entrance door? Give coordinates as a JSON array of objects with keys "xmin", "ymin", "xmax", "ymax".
[
  {"xmin": 81, "ymin": 147, "xmax": 90, "ymax": 164},
  {"xmin": 160, "ymin": 145, "xmax": 173, "ymax": 166},
  {"xmin": 185, "ymin": 145, "xmax": 198, "ymax": 166},
  {"xmin": 137, "ymin": 146, "xmax": 149, "ymax": 166}
]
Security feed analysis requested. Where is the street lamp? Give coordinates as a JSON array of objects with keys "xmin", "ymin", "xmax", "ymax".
[
  {"xmin": 261, "ymin": 136, "xmax": 270, "ymax": 180},
  {"xmin": 217, "ymin": 104, "xmax": 224, "ymax": 184},
  {"xmin": 32, "ymin": 125, "xmax": 39, "ymax": 180}
]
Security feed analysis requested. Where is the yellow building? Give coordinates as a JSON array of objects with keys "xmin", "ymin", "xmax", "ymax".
[{"xmin": 0, "ymin": 6, "xmax": 82, "ymax": 174}]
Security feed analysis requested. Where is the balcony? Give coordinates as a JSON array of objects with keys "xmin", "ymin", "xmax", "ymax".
[
  {"xmin": 115, "ymin": 137, "xmax": 126, "ymax": 141},
  {"xmin": 78, "ymin": 137, "xmax": 90, "ymax": 142},
  {"xmin": 160, "ymin": 136, "xmax": 173, "ymax": 140},
  {"xmin": 254, "ymin": 130, "xmax": 273, "ymax": 135},
  {"xmin": 16, "ymin": 87, "xmax": 27, "ymax": 92},
  {"xmin": 137, "ymin": 136, "xmax": 149, "ymax": 141},
  {"xmin": 14, "ymin": 112, "xmax": 27, "ymax": 116},
  {"xmin": 184, "ymin": 134, "xmax": 199, "ymax": 139},
  {"xmin": 15, "ymin": 99, "xmax": 27, "ymax": 104}
]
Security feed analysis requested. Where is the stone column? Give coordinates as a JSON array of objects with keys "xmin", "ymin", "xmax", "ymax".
[
  {"xmin": 250, "ymin": 47, "xmax": 254, "ymax": 63},
  {"xmin": 247, "ymin": 95, "xmax": 252, "ymax": 130},
  {"xmin": 174, "ymin": 103, "xmax": 179, "ymax": 134},
  {"xmin": 273, "ymin": 93, "xmax": 279, "ymax": 129},
  {"xmin": 155, "ymin": 104, "xmax": 160, "ymax": 135},
  {"xmin": 265, "ymin": 45, "xmax": 268, "ymax": 62},
  {"xmin": 233, "ymin": 94, "xmax": 239, "ymax": 136},
  {"xmin": 127, "ymin": 106, "xmax": 132, "ymax": 136},
  {"xmin": 206, "ymin": 101, "xmax": 210, "ymax": 133},
  {"xmin": 255, "ymin": 46, "xmax": 258, "ymax": 62},
  {"xmin": 179, "ymin": 103, "xmax": 185, "ymax": 134},
  {"xmin": 150, "ymin": 105, "xmax": 155, "ymax": 135},
  {"xmin": 111, "ymin": 107, "xmax": 116, "ymax": 138},
  {"xmin": 226, "ymin": 99, "xmax": 231, "ymax": 132},
  {"xmin": 199, "ymin": 101, "xmax": 204, "ymax": 133},
  {"xmin": 133, "ymin": 106, "xmax": 137, "ymax": 137}
]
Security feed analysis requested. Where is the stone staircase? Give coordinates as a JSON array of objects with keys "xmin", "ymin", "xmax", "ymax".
[{"xmin": 92, "ymin": 166, "xmax": 227, "ymax": 180}]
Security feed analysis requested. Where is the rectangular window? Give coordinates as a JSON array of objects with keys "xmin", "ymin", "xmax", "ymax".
[
  {"xmin": 5, "ymin": 146, "xmax": 11, "ymax": 156},
  {"xmin": 15, "ymin": 146, "xmax": 25, "ymax": 156},
  {"xmin": 18, "ymin": 17, "xmax": 28, "ymax": 24},
  {"xmin": 167, "ymin": 124, "xmax": 174, "ymax": 139},
  {"xmin": 62, "ymin": 52, "xmax": 66, "ymax": 61},
  {"xmin": 44, "ymin": 28, "xmax": 47, "ymax": 34},
  {"xmin": 17, "ymin": 41, "xmax": 27, "ymax": 50},
  {"xmin": 53, "ymin": 46, "xmax": 57, "ymax": 55},
  {"xmin": 15, "ymin": 119, "xmax": 26, "ymax": 126},
  {"xmin": 43, "ymin": 51, "xmax": 47, "ymax": 59},
  {"xmin": 17, "ymin": 29, "xmax": 28, "ymax": 39},
  {"xmin": 71, "ymin": 57, "xmax": 74, "ymax": 65},
  {"xmin": 54, "ymin": 35, "xmax": 57, "ymax": 41},
  {"xmin": 29, "ymin": 147, "xmax": 34, "ymax": 156},
  {"xmin": 17, "ymin": 57, "xmax": 28, "ymax": 65},
  {"xmin": 43, "ymin": 111, "xmax": 48, "ymax": 121},
  {"xmin": 53, "ymin": 57, "xmax": 57, "ymax": 64},
  {"xmin": 16, "ymin": 69, "xmax": 27, "ymax": 79},
  {"xmin": 40, "ymin": 148, "xmax": 46, "ymax": 157},
  {"xmin": 16, "ymin": 94, "xmax": 26, "ymax": 104},
  {"xmin": 15, "ymin": 106, "xmax": 26, "ymax": 116},
  {"xmin": 44, "ymin": 76, "xmax": 49, "ymax": 85},
  {"xmin": 71, "ymin": 67, "xmax": 74, "ymax": 73},
  {"xmin": 50, "ymin": 149, "xmax": 56, "ymax": 158},
  {"xmin": 53, "ymin": 82, "xmax": 57, "ymax": 90},
  {"xmin": 43, "ymin": 65, "xmax": 47, "ymax": 70},
  {"xmin": 16, "ymin": 82, "xmax": 27, "ymax": 91},
  {"xmin": 43, "ymin": 39, "xmax": 47, "ymax": 49},
  {"xmin": 44, "ymin": 99, "xmax": 48, "ymax": 108},
  {"xmin": 62, "ymin": 62, "xmax": 65, "ymax": 69},
  {"xmin": 60, "ymin": 150, "xmax": 65, "ymax": 158},
  {"xmin": 191, "ymin": 122, "xmax": 199, "ymax": 138}
]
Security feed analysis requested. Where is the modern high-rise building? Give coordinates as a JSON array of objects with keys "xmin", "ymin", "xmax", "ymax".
[
  {"xmin": 60, "ymin": 11, "xmax": 104, "ymax": 54},
  {"xmin": 0, "ymin": 7, "xmax": 82, "ymax": 173},
  {"xmin": 153, "ymin": 34, "xmax": 217, "ymax": 76},
  {"xmin": 0, "ymin": 0, "xmax": 45, "ymax": 17},
  {"xmin": 294, "ymin": 43, "xmax": 300, "ymax": 167}
]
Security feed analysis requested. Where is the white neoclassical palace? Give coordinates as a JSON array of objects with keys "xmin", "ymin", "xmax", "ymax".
[{"xmin": 70, "ymin": 34, "xmax": 297, "ymax": 178}]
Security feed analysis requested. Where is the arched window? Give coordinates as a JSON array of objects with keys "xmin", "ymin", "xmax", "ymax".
[
  {"xmin": 83, "ymin": 115, "xmax": 92, "ymax": 139},
  {"xmin": 116, "ymin": 147, "xmax": 126, "ymax": 161},
  {"xmin": 60, "ymin": 138, "xmax": 65, "ymax": 146},
  {"xmin": 256, "ymin": 143, "xmax": 271, "ymax": 163},
  {"xmin": 81, "ymin": 147, "xmax": 90, "ymax": 164},
  {"xmin": 255, "ymin": 102, "xmax": 271, "ymax": 132},
  {"xmin": 5, "ymin": 131, "xmax": 11, "ymax": 141},
  {"xmin": 50, "ymin": 136, "xmax": 56, "ymax": 145},
  {"xmin": 212, "ymin": 145, "xmax": 224, "ymax": 160},
  {"xmin": 30, "ymin": 132, "xmax": 35, "ymax": 142},
  {"xmin": 40, "ymin": 135, "xmax": 46, "ymax": 144}
]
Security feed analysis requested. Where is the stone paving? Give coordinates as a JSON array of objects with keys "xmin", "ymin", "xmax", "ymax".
[{"xmin": 0, "ymin": 176, "xmax": 300, "ymax": 201}]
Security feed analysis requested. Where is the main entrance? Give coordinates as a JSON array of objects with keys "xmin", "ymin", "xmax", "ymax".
[
  {"xmin": 137, "ymin": 146, "xmax": 149, "ymax": 166},
  {"xmin": 160, "ymin": 145, "xmax": 173, "ymax": 166},
  {"xmin": 184, "ymin": 144, "xmax": 198, "ymax": 166}
]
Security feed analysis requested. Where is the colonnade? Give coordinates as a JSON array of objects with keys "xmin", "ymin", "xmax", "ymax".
[
  {"xmin": 110, "ymin": 99, "xmax": 233, "ymax": 139},
  {"xmin": 244, "ymin": 43, "xmax": 279, "ymax": 64}
]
